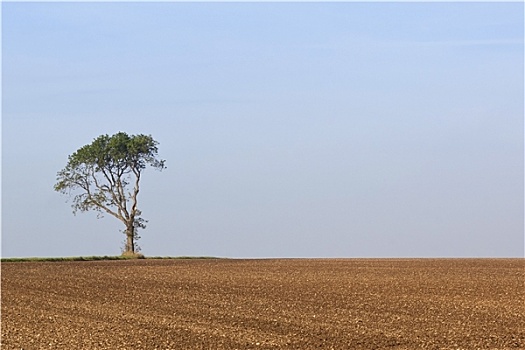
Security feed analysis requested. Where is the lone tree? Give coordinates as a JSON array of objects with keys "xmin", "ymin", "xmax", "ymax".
[{"xmin": 54, "ymin": 132, "xmax": 166, "ymax": 256}]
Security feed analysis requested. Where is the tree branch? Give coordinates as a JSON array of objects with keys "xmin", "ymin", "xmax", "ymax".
[
  {"xmin": 99, "ymin": 166, "xmax": 130, "ymax": 220},
  {"xmin": 130, "ymin": 167, "xmax": 141, "ymax": 218}
]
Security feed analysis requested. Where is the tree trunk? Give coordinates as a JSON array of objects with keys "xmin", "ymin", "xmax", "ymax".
[{"xmin": 125, "ymin": 222, "xmax": 135, "ymax": 254}]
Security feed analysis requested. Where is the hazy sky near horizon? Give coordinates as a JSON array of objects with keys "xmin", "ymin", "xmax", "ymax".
[{"xmin": 2, "ymin": 2, "xmax": 523, "ymax": 258}]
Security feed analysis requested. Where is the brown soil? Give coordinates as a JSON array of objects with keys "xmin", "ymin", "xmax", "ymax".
[{"xmin": 2, "ymin": 259, "xmax": 524, "ymax": 349}]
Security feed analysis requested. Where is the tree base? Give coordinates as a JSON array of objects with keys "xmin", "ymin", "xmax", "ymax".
[{"xmin": 121, "ymin": 251, "xmax": 145, "ymax": 259}]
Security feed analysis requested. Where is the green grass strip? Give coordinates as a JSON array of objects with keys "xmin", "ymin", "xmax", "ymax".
[{"xmin": 1, "ymin": 256, "xmax": 223, "ymax": 262}]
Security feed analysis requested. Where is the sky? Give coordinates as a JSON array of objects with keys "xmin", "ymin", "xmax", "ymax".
[{"xmin": 2, "ymin": 2, "xmax": 523, "ymax": 258}]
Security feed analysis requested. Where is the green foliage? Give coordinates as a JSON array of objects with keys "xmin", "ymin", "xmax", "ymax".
[
  {"xmin": 64, "ymin": 132, "xmax": 165, "ymax": 173},
  {"xmin": 54, "ymin": 132, "xmax": 165, "ymax": 208}
]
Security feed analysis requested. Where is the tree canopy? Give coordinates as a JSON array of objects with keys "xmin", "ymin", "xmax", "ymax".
[{"xmin": 54, "ymin": 132, "xmax": 166, "ymax": 255}]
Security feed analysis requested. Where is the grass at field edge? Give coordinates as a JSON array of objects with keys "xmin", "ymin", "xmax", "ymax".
[{"xmin": 0, "ymin": 256, "xmax": 224, "ymax": 262}]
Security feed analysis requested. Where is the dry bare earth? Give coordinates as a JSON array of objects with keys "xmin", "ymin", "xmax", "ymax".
[{"xmin": 2, "ymin": 259, "xmax": 524, "ymax": 350}]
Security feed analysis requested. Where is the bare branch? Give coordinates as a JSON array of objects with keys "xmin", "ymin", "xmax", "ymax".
[{"xmin": 130, "ymin": 167, "xmax": 141, "ymax": 217}]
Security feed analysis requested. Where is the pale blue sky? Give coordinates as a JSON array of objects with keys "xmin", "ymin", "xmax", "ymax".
[{"xmin": 2, "ymin": 2, "xmax": 523, "ymax": 258}]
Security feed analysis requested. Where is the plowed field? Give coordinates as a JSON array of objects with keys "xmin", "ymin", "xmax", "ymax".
[{"xmin": 2, "ymin": 259, "xmax": 524, "ymax": 349}]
